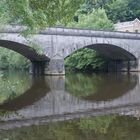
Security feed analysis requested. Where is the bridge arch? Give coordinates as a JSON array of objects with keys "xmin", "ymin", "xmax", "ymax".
[
  {"xmin": 0, "ymin": 40, "xmax": 50, "ymax": 74},
  {"xmin": 0, "ymin": 40, "xmax": 49, "ymax": 61},
  {"xmin": 0, "ymin": 76, "xmax": 50, "ymax": 111},
  {"xmin": 88, "ymin": 43, "xmax": 136, "ymax": 60},
  {"xmin": 64, "ymin": 43, "xmax": 137, "ymax": 61},
  {"xmin": 64, "ymin": 42, "xmax": 138, "ymax": 72}
]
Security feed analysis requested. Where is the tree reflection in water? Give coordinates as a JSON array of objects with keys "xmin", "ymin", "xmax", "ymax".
[
  {"xmin": 0, "ymin": 72, "xmax": 139, "ymax": 140},
  {"xmin": 65, "ymin": 73, "xmax": 137, "ymax": 101},
  {"xmin": 1, "ymin": 115, "xmax": 140, "ymax": 140},
  {"xmin": 0, "ymin": 71, "xmax": 30, "ymax": 104}
]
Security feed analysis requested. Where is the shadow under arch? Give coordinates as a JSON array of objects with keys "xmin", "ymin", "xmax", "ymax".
[
  {"xmin": 0, "ymin": 76, "xmax": 50, "ymax": 111},
  {"xmin": 65, "ymin": 43, "xmax": 138, "ymax": 73},
  {"xmin": 0, "ymin": 40, "xmax": 49, "ymax": 61},
  {"xmin": 86, "ymin": 43, "xmax": 137, "ymax": 61},
  {"xmin": 65, "ymin": 43, "xmax": 137, "ymax": 61}
]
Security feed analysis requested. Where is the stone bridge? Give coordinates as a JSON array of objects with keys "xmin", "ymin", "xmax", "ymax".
[{"xmin": 1, "ymin": 25, "xmax": 140, "ymax": 75}]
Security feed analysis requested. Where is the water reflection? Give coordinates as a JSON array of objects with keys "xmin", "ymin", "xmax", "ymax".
[
  {"xmin": 0, "ymin": 71, "xmax": 31, "ymax": 104},
  {"xmin": 0, "ymin": 115, "xmax": 140, "ymax": 140},
  {"xmin": 65, "ymin": 73, "xmax": 138, "ymax": 100},
  {"xmin": 0, "ymin": 76, "xmax": 50, "ymax": 110},
  {"xmin": 0, "ymin": 72, "xmax": 140, "ymax": 132}
]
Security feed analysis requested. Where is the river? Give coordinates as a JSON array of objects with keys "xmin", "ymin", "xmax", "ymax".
[{"xmin": 0, "ymin": 71, "xmax": 140, "ymax": 139}]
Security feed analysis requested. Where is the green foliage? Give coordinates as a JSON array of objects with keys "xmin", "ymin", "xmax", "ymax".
[
  {"xmin": 78, "ymin": 0, "xmax": 140, "ymax": 23},
  {"xmin": 77, "ymin": 0, "xmax": 115, "ymax": 14},
  {"xmin": 4, "ymin": 0, "xmax": 84, "ymax": 32},
  {"xmin": 105, "ymin": 0, "xmax": 140, "ymax": 23},
  {"xmin": 78, "ymin": 115, "xmax": 116, "ymax": 134},
  {"xmin": 1, "ymin": 115, "xmax": 140, "ymax": 140},
  {"xmin": 77, "ymin": 0, "xmax": 95, "ymax": 14},
  {"xmin": 69, "ymin": 8, "xmax": 114, "ymax": 30},
  {"xmin": 28, "ymin": 41, "xmax": 44, "ymax": 55},
  {"xmin": 66, "ymin": 9, "xmax": 113, "ymax": 72},
  {"xmin": 0, "ymin": 0, "xmax": 10, "ymax": 25},
  {"xmin": 65, "ymin": 48, "xmax": 105, "ymax": 72},
  {"xmin": 0, "ymin": 48, "xmax": 29, "ymax": 70},
  {"xmin": 65, "ymin": 73, "xmax": 103, "ymax": 97},
  {"xmin": 66, "ymin": 9, "xmax": 113, "ymax": 73},
  {"xmin": 127, "ymin": 0, "xmax": 140, "ymax": 20},
  {"xmin": 0, "ymin": 71, "xmax": 30, "ymax": 104},
  {"xmin": 93, "ymin": 0, "xmax": 115, "ymax": 8},
  {"xmin": 105, "ymin": 0, "xmax": 132, "ymax": 22},
  {"xmin": 65, "ymin": 73, "xmax": 136, "ymax": 100},
  {"xmin": 1, "ymin": 0, "xmax": 140, "ymax": 72},
  {"xmin": 0, "ymin": 0, "xmax": 85, "ymax": 68}
]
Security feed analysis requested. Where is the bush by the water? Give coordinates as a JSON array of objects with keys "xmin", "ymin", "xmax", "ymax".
[
  {"xmin": 65, "ymin": 48, "xmax": 105, "ymax": 72},
  {"xmin": 0, "ymin": 48, "xmax": 29, "ymax": 70}
]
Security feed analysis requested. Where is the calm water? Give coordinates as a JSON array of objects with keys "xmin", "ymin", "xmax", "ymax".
[{"xmin": 0, "ymin": 71, "xmax": 140, "ymax": 139}]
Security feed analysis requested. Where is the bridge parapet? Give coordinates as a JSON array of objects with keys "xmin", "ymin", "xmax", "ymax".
[{"xmin": 1, "ymin": 25, "xmax": 140, "ymax": 40}]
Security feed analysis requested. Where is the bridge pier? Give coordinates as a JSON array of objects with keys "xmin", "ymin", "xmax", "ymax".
[
  {"xmin": 44, "ymin": 59, "xmax": 65, "ymax": 75},
  {"xmin": 129, "ymin": 59, "xmax": 140, "ymax": 72},
  {"xmin": 29, "ymin": 61, "xmax": 46, "ymax": 75},
  {"xmin": 107, "ymin": 59, "xmax": 140, "ymax": 72},
  {"xmin": 29, "ymin": 59, "xmax": 65, "ymax": 75},
  {"xmin": 119, "ymin": 60, "xmax": 130, "ymax": 72},
  {"xmin": 29, "ymin": 59, "xmax": 140, "ymax": 75}
]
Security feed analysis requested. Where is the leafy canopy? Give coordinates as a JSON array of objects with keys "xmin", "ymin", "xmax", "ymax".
[
  {"xmin": 1, "ymin": 0, "xmax": 84, "ymax": 30},
  {"xmin": 77, "ymin": 0, "xmax": 115, "ymax": 14},
  {"xmin": 105, "ymin": 0, "xmax": 140, "ymax": 22},
  {"xmin": 65, "ymin": 48, "xmax": 105, "ymax": 71},
  {"xmin": 66, "ymin": 8, "xmax": 113, "ymax": 72},
  {"xmin": 69, "ymin": 8, "xmax": 114, "ymax": 30}
]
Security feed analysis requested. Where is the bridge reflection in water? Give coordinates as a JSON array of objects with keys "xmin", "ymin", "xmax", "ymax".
[{"xmin": 0, "ymin": 73, "xmax": 140, "ymax": 130}]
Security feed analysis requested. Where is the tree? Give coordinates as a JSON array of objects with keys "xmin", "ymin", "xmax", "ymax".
[
  {"xmin": 69, "ymin": 8, "xmax": 114, "ymax": 30},
  {"xmin": 77, "ymin": 0, "xmax": 115, "ymax": 14},
  {"xmin": 0, "ymin": 0, "xmax": 9, "ymax": 24},
  {"xmin": 105, "ymin": 0, "xmax": 131, "ymax": 23},
  {"xmin": 77, "ymin": 0, "xmax": 95, "ymax": 14},
  {"xmin": 105, "ymin": 0, "xmax": 140, "ymax": 23},
  {"xmin": 127, "ymin": 0, "xmax": 140, "ymax": 20},
  {"xmin": 65, "ymin": 48, "xmax": 105, "ymax": 72},
  {"xmin": 0, "ymin": 48, "xmax": 29, "ymax": 70},
  {"xmin": 0, "ymin": 0, "xmax": 85, "ymax": 70},
  {"xmin": 4, "ymin": 0, "xmax": 84, "ymax": 31},
  {"xmin": 66, "ymin": 9, "xmax": 113, "ymax": 72}
]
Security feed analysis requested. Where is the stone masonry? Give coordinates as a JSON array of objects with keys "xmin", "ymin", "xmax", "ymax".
[{"xmin": 0, "ymin": 25, "xmax": 140, "ymax": 75}]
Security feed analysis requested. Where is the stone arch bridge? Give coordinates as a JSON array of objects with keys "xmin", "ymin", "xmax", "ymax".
[{"xmin": 0, "ymin": 25, "xmax": 140, "ymax": 75}]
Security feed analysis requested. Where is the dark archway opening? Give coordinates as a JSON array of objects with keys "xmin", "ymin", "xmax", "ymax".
[
  {"xmin": 65, "ymin": 44, "xmax": 137, "ymax": 73},
  {"xmin": 0, "ymin": 40, "xmax": 49, "ymax": 74}
]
